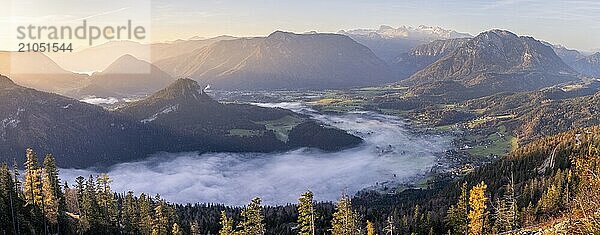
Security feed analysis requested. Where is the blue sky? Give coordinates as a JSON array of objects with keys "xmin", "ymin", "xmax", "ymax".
[{"xmin": 1, "ymin": 0, "xmax": 599, "ymax": 51}]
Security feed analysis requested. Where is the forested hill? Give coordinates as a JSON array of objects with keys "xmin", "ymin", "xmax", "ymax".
[
  {"xmin": 0, "ymin": 126, "xmax": 597, "ymax": 234},
  {"xmin": 118, "ymin": 78, "xmax": 363, "ymax": 152},
  {"xmin": 353, "ymin": 125, "xmax": 600, "ymax": 234},
  {"xmin": 0, "ymin": 75, "xmax": 362, "ymax": 168}
]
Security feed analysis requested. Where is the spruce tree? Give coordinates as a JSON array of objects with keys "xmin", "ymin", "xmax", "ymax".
[
  {"xmin": 153, "ymin": 195, "xmax": 170, "ymax": 235},
  {"xmin": 447, "ymin": 182, "xmax": 468, "ymax": 234},
  {"xmin": 0, "ymin": 164, "xmax": 18, "ymax": 234},
  {"xmin": 239, "ymin": 197, "xmax": 265, "ymax": 235},
  {"xmin": 23, "ymin": 148, "xmax": 42, "ymax": 207},
  {"xmin": 41, "ymin": 171, "xmax": 59, "ymax": 225},
  {"xmin": 331, "ymin": 194, "xmax": 358, "ymax": 235},
  {"xmin": 138, "ymin": 193, "xmax": 153, "ymax": 234},
  {"xmin": 297, "ymin": 190, "xmax": 316, "ymax": 235},
  {"xmin": 97, "ymin": 173, "xmax": 118, "ymax": 228},
  {"xmin": 42, "ymin": 154, "xmax": 62, "ymax": 233},
  {"xmin": 122, "ymin": 191, "xmax": 139, "ymax": 234}
]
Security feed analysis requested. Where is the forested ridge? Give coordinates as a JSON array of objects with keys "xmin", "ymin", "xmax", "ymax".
[{"xmin": 1, "ymin": 125, "xmax": 598, "ymax": 234}]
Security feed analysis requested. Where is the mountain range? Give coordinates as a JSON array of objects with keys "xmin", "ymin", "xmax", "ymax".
[
  {"xmin": 3, "ymin": 28, "xmax": 597, "ymax": 98},
  {"xmin": 402, "ymin": 30, "xmax": 579, "ymax": 98},
  {"xmin": 339, "ymin": 25, "xmax": 472, "ymax": 63},
  {"xmin": 47, "ymin": 36, "xmax": 237, "ymax": 73},
  {"xmin": 155, "ymin": 31, "xmax": 394, "ymax": 90}
]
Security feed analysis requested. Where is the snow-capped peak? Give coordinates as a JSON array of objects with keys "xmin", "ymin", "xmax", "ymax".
[{"xmin": 341, "ymin": 25, "xmax": 472, "ymax": 41}]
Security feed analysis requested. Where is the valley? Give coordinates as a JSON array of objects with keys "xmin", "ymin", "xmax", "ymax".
[{"xmin": 0, "ymin": 9, "xmax": 598, "ymax": 233}]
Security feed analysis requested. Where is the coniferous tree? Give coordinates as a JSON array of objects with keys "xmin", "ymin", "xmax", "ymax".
[
  {"xmin": 42, "ymin": 154, "xmax": 63, "ymax": 234},
  {"xmin": 366, "ymin": 220, "xmax": 376, "ymax": 235},
  {"xmin": 239, "ymin": 197, "xmax": 265, "ymax": 235},
  {"xmin": 190, "ymin": 221, "xmax": 200, "ymax": 235},
  {"xmin": 298, "ymin": 190, "xmax": 316, "ymax": 235},
  {"xmin": 493, "ymin": 175, "xmax": 518, "ymax": 233},
  {"xmin": 41, "ymin": 171, "xmax": 59, "ymax": 225},
  {"xmin": 219, "ymin": 211, "xmax": 234, "ymax": 235},
  {"xmin": 79, "ymin": 175, "xmax": 101, "ymax": 232},
  {"xmin": 23, "ymin": 149, "xmax": 42, "ymax": 207},
  {"xmin": 468, "ymin": 182, "xmax": 488, "ymax": 235},
  {"xmin": 122, "ymin": 191, "xmax": 140, "ymax": 234},
  {"xmin": 0, "ymin": 164, "xmax": 18, "ymax": 234},
  {"xmin": 570, "ymin": 144, "xmax": 600, "ymax": 233},
  {"xmin": 172, "ymin": 223, "xmax": 182, "ymax": 235},
  {"xmin": 138, "ymin": 193, "xmax": 154, "ymax": 234},
  {"xmin": 447, "ymin": 182, "xmax": 469, "ymax": 235},
  {"xmin": 97, "ymin": 173, "xmax": 118, "ymax": 229},
  {"xmin": 331, "ymin": 194, "xmax": 358, "ymax": 235},
  {"xmin": 153, "ymin": 194, "xmax": 170, "ymax": 235}
]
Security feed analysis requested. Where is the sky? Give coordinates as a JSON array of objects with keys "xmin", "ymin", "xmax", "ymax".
[{"xmin": 1, "ymin": 0, "xmax": 599, "ymax": 51}]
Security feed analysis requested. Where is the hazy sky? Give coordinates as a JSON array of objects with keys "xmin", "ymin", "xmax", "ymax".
[{"xmin": 1, "ymin": 0, "xmax": 599, "ymax": 51}]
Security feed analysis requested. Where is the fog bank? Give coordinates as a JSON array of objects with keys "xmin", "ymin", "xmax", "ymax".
[{"xmin": 61, "ymin": 102, "xmax": 449, "ymax": 205}]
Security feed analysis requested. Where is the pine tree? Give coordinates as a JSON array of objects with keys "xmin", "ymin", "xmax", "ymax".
[
  {"xmin": 138, "ymin": 193, "xmax": 154, "ymax": 234},
  {"xmin": 447, "ymin": 182, "xmax": 468, "ymax": 235},
  {"xmin": 493, "ymin": 175, "xmax": 518, "ymax": 233},
  {"xmin": 42, "ymin": 154, "xmax": 62, "ymax": 233},
  {"xmin": 239, "ymin": 197, "xmax": 265, "ymax": 235},
  {"xmin": 42, "ymin": 155, "xmax": 61, "ymax": 199},
  {"xmin": 96, "ymin": 173, "xmax": 118, "ymax": 228},
  {"xmin": 0, "ymin": 164, "xmax": 18, "ymax": 234},
  {"xmin": 468, "ymin": 182, "xmax": 488, "ymax": 235},
  {"xmin": 153, "ymin": 195, "xmax": 170, "ymax": 235},
  {"xmin": 367, "ymin": 220, "xmax": 376, "ymax": 235},
  {"xmin": 79, "ymin": 175, "xmax": 100, "ymax": 233},
  {"xmin": 122, "ymin": 191, "xmax": 139, "ymax": 234},
  {"xmin": 190, "ymin": 221, "xmax": 200, "ymax": 235},
  {"xmin": 331, "ymin": 194, "xmax": 358, "ymax": 235},
  {"xmin": 23, "ymin": 148, "xmax": 42, "ymax": 207},
  {"xmin": 41, "ymin": 170, "xmax": 59, "ymax": 224},
  {"xmin": 298, "ymin": 190, "xmax": 316, "ymax": 235},
  {"xmin": 219, "ymin": 211, "xmax": 235, "ymax": 235}
]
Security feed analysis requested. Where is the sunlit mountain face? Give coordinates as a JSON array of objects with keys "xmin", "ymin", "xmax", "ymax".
[{"xmin": 1, "ymin": 1, "xmax": 599, "ymax": 234}]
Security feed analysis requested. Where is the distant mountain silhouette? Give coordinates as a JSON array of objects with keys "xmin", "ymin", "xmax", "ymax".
[
  {"xmin": 156, "ymin": 31, "xmax": 394, "ymax": 90},
  {"xmin": 48, "ymin": 36, "xmax": 237, "ymax": 73},
  {"xmin": 0, "ymin": 51, "xmax": 86, "ymax": 94},
  {"xmin": 66, "ymin": 54, "xmax": 174, "ymax": 98}
]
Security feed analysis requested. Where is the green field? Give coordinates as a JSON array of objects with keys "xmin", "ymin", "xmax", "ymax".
[
  {"xmin": 227, "ymin": 129, "xmax": 265, "ymax": 137},
  {"xmin": 257, "ymin": 115, "xmax": 303, "ymax": 142}
]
